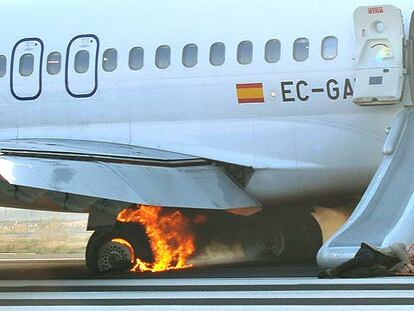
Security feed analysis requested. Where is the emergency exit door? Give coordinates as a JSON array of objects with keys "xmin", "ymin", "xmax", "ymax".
[
  {"xmin": 352, "ymin": 5, "xmax": 405, "ymax": 105},
  {"xmin": 408, "ymin": 12, "xmax": 414, "ymax": 103},
  {"xmin": 11, "ymin": 38, "xmax": 44, "ymax": 100},
  {"xmin": 65, "ymin": 34, "xmax": 99, "ymax": 98}
]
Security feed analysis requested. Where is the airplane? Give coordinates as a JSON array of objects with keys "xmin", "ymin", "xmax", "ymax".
[{"xmin": 0, "ymin": 0, "xmax": 412, "ymax": 273}]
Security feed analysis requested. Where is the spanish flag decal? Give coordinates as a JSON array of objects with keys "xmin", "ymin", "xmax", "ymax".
[{"xmin": 236, "ymin": 83, "xmax": 265, "ymax": 104}]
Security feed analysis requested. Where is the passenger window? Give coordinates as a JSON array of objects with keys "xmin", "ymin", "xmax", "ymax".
[
  {"xmin": 322, "ymin": 36, "xmax": 338, "ymax": 60},
  {"xmin": 237, "ymin": 41, "xmax": 253, "ymax": 65},
  {"xmin": 182, "ymin": 44, "xmax": 198, "ymax": 68},
  {"xmin": 19, "ymin": 53, "xmax": 34, "ymax": 77},
  {"xmin": 293, "ymin": 38, "xmax": 309, "ymax": 62},
  {"xmin": 155, "ymin": 45, "xmax": 171, "ymax": 69},
  {"xmin": 129, "ymin": 47, "xmax": 144, "ymax": 70},
  {"xmin": 47, "ymin": 52, "xmax": 61, "ymax": 75},
  {"xmin": 74, "ymin": 50, "xmax": 90, "ymax": 74},
  {"xmin": 210, "ymin": 42, "xmax": 225, "ymax": 66},
  {"xmin": 265, "ymin": 39, "xmax": 281, "ymax": 63},
  {"xmin": 0, "ymin": 55, "xmax": 6, "ymax": 78},
  {"xmin": 102, "ymin": 48, "xmax": 118, "ymax": 72}
]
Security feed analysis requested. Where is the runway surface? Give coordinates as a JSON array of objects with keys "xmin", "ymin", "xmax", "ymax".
[
  {"xmin": 1, "ymin": 259, "xmax": 414, "ymax": 310},
  {"xmin": 0, "ymin": 258, "xmax": 319, "ymax": 279}
]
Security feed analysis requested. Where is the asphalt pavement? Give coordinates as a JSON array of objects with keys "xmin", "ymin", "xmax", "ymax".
[{"xmin": 0, "ymin": 258, "xmax": 319, "ymax": 279}]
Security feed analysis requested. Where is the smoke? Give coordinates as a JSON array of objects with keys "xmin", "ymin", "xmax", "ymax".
[
  {"xmin": 111, "ymin": 205, "xmax": 356, "ymax": 269},
  {"xmin": 189, "ymin": 240, "xmax": 246, "ymax": 266}
]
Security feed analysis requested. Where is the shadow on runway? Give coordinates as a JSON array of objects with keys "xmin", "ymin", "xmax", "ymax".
[{"xmin": 0, "ymin": 259, "xmax": 320, "ymax": 280}]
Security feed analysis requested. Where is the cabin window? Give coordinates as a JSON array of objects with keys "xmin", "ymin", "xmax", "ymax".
[
  {"xmin": 265, "ymin": 39, "xmax": 281, "ymax": 63},
  {"xmin": 74, "ymin": 50, "xmax": 90, "ymax": 74},
  {"xmin": 321, "ymin": 36, "xmax": 338, "ymax": 60},
  {"xmin": 210, "ymin": 42, "xmax": 225, "ymax": 66},
  {"xmin": 19, "ymin": 53, "xmax": 34, "ymax": 77},
  {"xmin": 293, "ymin": 38, "xmax": 309, "ymax": 62},
  {"xmin": 129, "ymin": 47, "xmax": 144, "ymax": 70},
  {"xmin": 47, "ymin": 52, "xmax": 61, "ymax": 75},
  {"xmin": 237, "ymin": 41, "xmax": 253, "ymax": 65},
  {"xmin": 155, "ymin": 45, "xmax": 171, "ymax": 69},
  {"xmin": 182, "ymin": 44, "xmax": 198, "ymax": 68},
  {"xmin": 102, "ymin": 48, "xmax": 118, "ymax": 72},
  {"xmin": 0, "ymin": 55, "xmax": 6, "ymax": 78}
]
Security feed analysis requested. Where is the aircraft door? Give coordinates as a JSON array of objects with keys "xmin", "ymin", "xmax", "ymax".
[
  {"xmin": 11, "ymin": 38, "xmax": 44, "ymax": 100},
  {"xmin": 407, "ymin": 12, "xmax": 414, "ymax": 104},
  {"xmin": 353, "ymin": 5, "xmax": 405, "ymax": 105},
  {"xmin": 65, "ymin": 35, "xmax": 99, "ymax": 98}
]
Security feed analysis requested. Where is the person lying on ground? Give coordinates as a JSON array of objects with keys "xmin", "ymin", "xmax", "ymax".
[{"xmin": 318, "ymin": 242, "xmax": 414, "ymax": 278}]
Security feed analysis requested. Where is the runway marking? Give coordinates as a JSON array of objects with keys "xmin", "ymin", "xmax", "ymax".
[
  {"xmin": 3, "ymin": 277, "xmax": 414, "ymax": 308},
  {"xmin": 3, "ymin": 276, "xmax": 414, "ymax": 287},
  {"xmin": 3, "ymin": 307, "xmax": 414, "ymax": 311},
  {"xmin": 2, "ymin": 297, "xmax": 414, "ymax": 306},
  {"xmin": 0, "ymin": 283, "xmax": 414, "ymax": 292},
  {"xmin": 3, "ymin": 289, "xmax": 414, "ymax": 300},
  {"xmin": 1, "ymin": 307, "xmax": 414, "ymax": 311},
  {"xmin": 0, "ymin": 258, "xmax": 84, "ymax": 262}
]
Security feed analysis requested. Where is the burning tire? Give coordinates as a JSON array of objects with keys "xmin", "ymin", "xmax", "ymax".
[{"xmin": 85, "ymin": 223, "xmax": 152, "ymax": 273}]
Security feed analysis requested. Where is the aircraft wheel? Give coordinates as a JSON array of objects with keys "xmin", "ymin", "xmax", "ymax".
[
  {"xmin": 285, "ymin": 212, "xmax": 322, "ymax": 263},
  {"xmin": 241, "ymin": 210, "xmax": 322, "ymax": 264},
  {"xmin": 85, "ymin": 223, "xmax": 152, "ymax": 273},
  {"xmin": 241, "ymin": 217, "xmax": 288, "ymax": 263}
]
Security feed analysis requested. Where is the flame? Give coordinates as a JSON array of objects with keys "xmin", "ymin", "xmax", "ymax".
[
  {"xmin": 111, "ymin": 238, "xmax": 135, "ymax": 262},
  {"xmin": 116, "ymin": 205, "xmax": 195, "ymax": 273}
]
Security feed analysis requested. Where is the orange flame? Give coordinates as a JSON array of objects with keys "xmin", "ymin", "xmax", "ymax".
[{"xmin": 116, "ymin": 205, "xmax": 195, "ymax": 273}]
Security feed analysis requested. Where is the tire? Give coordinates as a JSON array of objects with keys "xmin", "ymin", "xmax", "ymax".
[
  {"xmin": 241, "ymin": 209, "xmax": 323, "ymax": 264},
  {"xmin": 241, "ymin": 216, "xmax": 288, "ymax": 263},
  {"xmin": 85, "ymin": 223, "xmax": 152, "ymax": 274},
  {"xmin": 285, "ymin": 213, "xmax": 322, "ymax": 263},
  {"xmin": 85, "ymin": 229, "xmax": 109, "ymax": 274}
]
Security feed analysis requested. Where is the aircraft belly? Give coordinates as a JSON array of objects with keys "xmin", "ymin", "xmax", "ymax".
[
  {"xmin": 244, "ymin": 115, "xmax": 389, "ymax": 204},
  {"xmin": 0, "ymin": 107, "xmax": 397, "ymax": 209}
]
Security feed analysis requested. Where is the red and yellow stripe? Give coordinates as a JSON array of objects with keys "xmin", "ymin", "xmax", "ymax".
[{"xmin": 236, "ymin": 83, "xmax": 265, "ymax": 104}]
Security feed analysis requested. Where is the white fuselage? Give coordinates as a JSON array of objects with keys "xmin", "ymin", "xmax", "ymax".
[{"xmin": 0, "ymin": 0, "xmax": 412, "ymax": 207}]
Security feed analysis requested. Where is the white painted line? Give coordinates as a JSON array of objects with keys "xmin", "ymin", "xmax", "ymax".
[
  {"xmin": 1, "ymin": 289, "xmax": 414, "ymax": 300},
  {"xmin": 0, "ymin": 258, "xmax": 84, "ymax": 262},
  {"xmin": 2, "ymin": 276, "xmax": 414, "ymax": 288},
  {"xmin": 1, "ymin": 308, "xmax": 414, "ymax": 311}
]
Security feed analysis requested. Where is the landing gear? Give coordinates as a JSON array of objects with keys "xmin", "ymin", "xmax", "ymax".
[
  {"xmin": 241, "ymin": 209, "xmax": 322, "ymax": 264},
  {"xmin": 85, "ymin": 206, "xmax": 322, "ymax": 273},
  {"xmin": 242, "ymin": 217, "xmax": 287, "ymax": 262},
  {"xmin": 85, "ymin": 222, "xmax": 152, "ymax": 273}
]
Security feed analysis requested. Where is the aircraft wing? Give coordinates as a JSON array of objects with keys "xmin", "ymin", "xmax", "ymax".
[{"xmin": 0, "ymin": 139, "xmax": 259, "ymax": 210}]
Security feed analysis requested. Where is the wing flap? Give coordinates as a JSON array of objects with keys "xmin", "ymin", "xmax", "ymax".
[{"xmin": 0, "ymin": 155, "xmax": 259, "ymax": 210}]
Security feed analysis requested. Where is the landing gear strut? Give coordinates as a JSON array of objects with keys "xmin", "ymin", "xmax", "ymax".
[{"xmin": 85, "ymin": 222, "xmax": 152, "ymax": 273}]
